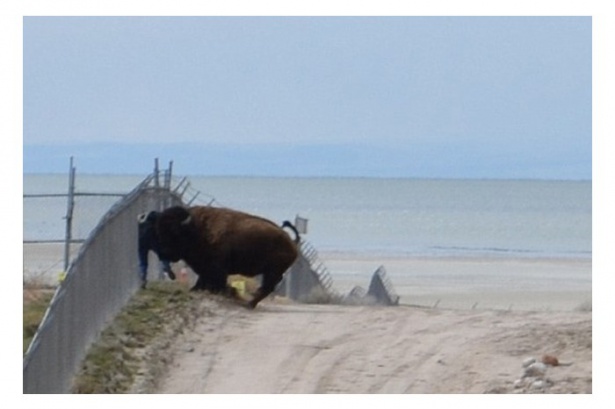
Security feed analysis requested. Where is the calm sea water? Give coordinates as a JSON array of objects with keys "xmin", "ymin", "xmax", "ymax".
[{"xmin": 23, "ymin": 175, "xmax": 591, "ymax": 260}]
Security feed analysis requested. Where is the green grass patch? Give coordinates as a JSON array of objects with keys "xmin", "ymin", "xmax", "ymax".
[
  {"xmin": 26, "ymin": 277, "xmax": 263, "ymax": 393},
  {"xmin": 73, "ymin": 281, "xmax": 201, "ymax": 394},
  {"xmin": 23, "ymin": 289, "xmax": 54, "ymax": 355}
]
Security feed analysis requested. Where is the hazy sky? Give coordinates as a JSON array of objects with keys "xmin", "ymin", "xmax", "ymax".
[{"xmin": 23, "ymin": 16, "xmax": 591, "ymax": 179}]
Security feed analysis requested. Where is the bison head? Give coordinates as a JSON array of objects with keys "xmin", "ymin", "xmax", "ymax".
[{"xmin": 155, "ymin": 206, "xmax": 198, "ymax": 262}]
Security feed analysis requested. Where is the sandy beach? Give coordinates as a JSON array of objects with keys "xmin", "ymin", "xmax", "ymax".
[
  {"xmin": 23, "ymin": 243, "xmax": 83, "ymax": 286},
  {"xmin": 148, "ymin": 250, "xmax": 591, "ymax": 394},
  {"xmin": 321, "ymin": 252, "xmax": 592, "ymax": 312},
  {"xmin": 23, "ymin": 243, "xmax": 592, "ymax": 393},
  {"xmin": 153, "ymin": 298, "xmax": 591, "ymax": 394}
]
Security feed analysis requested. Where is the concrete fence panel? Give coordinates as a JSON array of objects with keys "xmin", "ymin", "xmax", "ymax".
[{"xmin": 367, "ymin": 266, "xmax": 400, "ymax": 306}]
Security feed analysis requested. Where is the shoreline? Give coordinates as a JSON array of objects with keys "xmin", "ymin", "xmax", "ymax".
[
  {"xmin": 318, "ymin": 249, "xmax": 592, "ymax": 262},
  {"xmin": 321, "ymin": 251, "xmax": 591, "ymax": 312},
  {"xmin": 23, "ymin": 243, "xmax": 592, "ymax": 312}
]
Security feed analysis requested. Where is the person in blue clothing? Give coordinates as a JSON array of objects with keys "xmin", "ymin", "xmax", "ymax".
[{"xmin": 138, "ymin": 211, "xmax": 175, "ymax": 289}]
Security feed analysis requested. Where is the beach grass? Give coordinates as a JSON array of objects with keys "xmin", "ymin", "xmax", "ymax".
[
  {"xmin": 72, "ymin": 281, "xmax": 198, "ymax": 393},
  {"xmin": 23, "ymin": 284, "xmax": 54, "ymax": 355},
  {"xmin": 72, "ymin": 277, "xmax": 263, "ymax": 393}
]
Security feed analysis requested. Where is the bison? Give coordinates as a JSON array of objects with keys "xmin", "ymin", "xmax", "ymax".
[{"xmin": 149, "ymin": 205, "xmax": 300, "ymax": 308}]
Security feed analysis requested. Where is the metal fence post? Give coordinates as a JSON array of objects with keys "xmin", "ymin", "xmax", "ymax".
[
  {"xmin": 63, "ymin": 157, "xmax": 76, "ymax": 273},
  {"xmin": 154, "ymin": 158, "xmax": 160, "ymax": 189}
]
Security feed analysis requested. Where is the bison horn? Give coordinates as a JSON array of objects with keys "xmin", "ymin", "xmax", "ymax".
[
  {"xmin": 180, "ymin": 214, "xmax": 192, "ymax": 226},
  {"xmin": 138, "ymin": 211, "xmax": 157, "ymax": 224}
]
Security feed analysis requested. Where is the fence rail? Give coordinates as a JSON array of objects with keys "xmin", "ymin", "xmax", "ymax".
[{"xmin": 23, "ymin": 193, "xmax": 126, "ymax": 198}]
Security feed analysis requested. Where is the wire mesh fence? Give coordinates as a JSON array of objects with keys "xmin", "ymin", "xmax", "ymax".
[
  {"xmin": 23, "ymin": 167, "xmax": 184, "ymax": 393},
  {"xmin": 23, "ymin": 160, "xmax": 183, "ymax": 285}
]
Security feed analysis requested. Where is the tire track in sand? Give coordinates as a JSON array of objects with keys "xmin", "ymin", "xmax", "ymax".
[{"xmin": 154, "ymin": 300, "xmax": 591, "ymax": 394}]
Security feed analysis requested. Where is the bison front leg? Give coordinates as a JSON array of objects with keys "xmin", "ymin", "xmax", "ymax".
[
  {"xmin": 190, "ymin": 261, "xmax": 228, "ymax": 293},
  {"xmin": 191, "ymin": 273, "xmax": 240, "ymax": 302},
  {"xmin": 192, "ymin": 273, "xmax": 227, "ymax": 293}
]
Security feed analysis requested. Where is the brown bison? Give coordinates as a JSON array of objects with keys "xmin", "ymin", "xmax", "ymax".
[{"xmin": 151, "ymin": 205, "xmax": 299, "ymax": 308}]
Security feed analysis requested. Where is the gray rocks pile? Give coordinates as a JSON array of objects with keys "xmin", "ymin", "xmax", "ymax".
[{"xmin": 513, "ymin": 355, "xmax": 560, "ymax": 392}]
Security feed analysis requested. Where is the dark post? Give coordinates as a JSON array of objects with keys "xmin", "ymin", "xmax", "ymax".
[
  {"xmin": 63, "ymin": 157, "xmax": 76, "ymax": 272},
  {"xmin": 166, "ymin": 160, "xmax": 173, "ymax": 189},
  {"xmin": 154, "ymin": 158, "xmax": 160, "ymax": 189}
]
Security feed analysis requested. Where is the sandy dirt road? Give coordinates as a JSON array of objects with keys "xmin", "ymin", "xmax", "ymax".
[{"xmin": 154, "ymin": 299, "xmax": 591, "ymax": 394}]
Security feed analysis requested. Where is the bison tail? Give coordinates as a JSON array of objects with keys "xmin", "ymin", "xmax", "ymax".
[{"xmin": 282, "ymin": 220, "xmax": 300, "ymax": 244}]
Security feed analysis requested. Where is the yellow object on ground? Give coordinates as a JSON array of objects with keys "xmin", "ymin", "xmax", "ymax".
[{"xmin": 229, "ymin": 280, "xmax": 246, "ymax": 296}]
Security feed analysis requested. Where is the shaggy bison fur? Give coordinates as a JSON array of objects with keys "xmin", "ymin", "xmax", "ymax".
[{"xmin": 152, "ymin": 206, "xmax": 299, "ymax": 308}]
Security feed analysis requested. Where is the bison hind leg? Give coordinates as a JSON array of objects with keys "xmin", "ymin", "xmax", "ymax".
[{"xmin": 248, "ymin": 273, "xmax": 284, "ymax": 309}]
